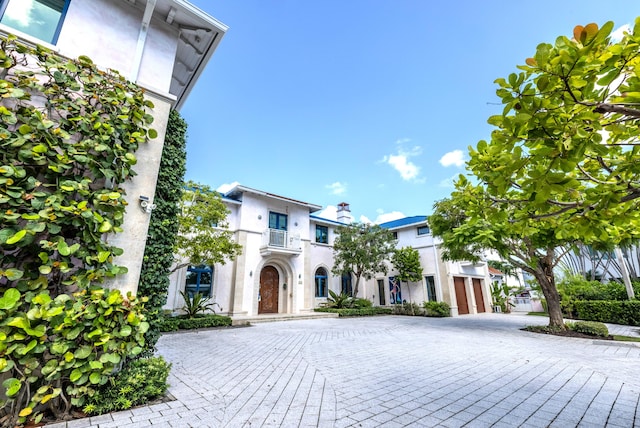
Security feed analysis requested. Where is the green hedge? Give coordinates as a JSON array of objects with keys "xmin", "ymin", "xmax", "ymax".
[
  {"xmin": 159, "ymin": 314, "xmax": 232, "ymax": 332},
  {"xmin": 314, "ymin": 307, "xmax": 393, "ymax": 317},
  {"xmin": 573, "ymin": 300, "xmax": 640, "ymax": 326}
]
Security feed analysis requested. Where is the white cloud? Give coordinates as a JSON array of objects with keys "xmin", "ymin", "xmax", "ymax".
[
  {"xmin": 374, "ymin": 211, "xmax": 405, "ymax": 224},
  {"xmin": 316, "ymin": 205, "xmax": 338, "ymax": 221},
  {"xmin": 217, "ymin": 181, "xmax": 240, "ymax": 194},
  {"xmin": 439, "ymin": 150, "xmax": 466, "ymax": 168},
  {"xmin": 359, "ymin": 215, "xmax": 373, "ymax": 225},
  {"xmin": 4, "ymin": 0, "xmax": 34, "ymax": 27},
  {"xmin": 611, "ymin": 24, "xmax": 631, "ymax": 43},
  {"xmin": 326, "ymin": 181, "xmax": 347, "ymax": 196},
  {"xmin": 381, "ymin": 139, "xmax": 422, "ymax": 181}
]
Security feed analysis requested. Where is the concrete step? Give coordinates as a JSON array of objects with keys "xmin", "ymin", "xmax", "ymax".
[{"xmin": 231, "ymin": 311, "xmax": 339, "ymax": 326}]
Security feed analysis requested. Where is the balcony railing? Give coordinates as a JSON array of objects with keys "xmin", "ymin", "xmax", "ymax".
[{"xmin": 261, "ymin": 229, "xmax": 301, "ymax": 256}]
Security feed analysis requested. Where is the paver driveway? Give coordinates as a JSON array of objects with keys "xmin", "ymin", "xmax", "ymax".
[{"xmin": 49, "ymin": 314, "xmax": 640, "ymax": 427}]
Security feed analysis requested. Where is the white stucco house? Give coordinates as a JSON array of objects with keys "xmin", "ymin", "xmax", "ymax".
[
  {"xmin": 0, "ymin": 0, "xmax": 227, "ymax": 294},
  {"xmin": 165, "ymin": 184, "xmax": 493, "ymax": 318}
]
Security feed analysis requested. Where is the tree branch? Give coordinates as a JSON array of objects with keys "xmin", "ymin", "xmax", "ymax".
[{"xmin": 593, "ymin": 103, "xmax": 640, "ymax": 118}]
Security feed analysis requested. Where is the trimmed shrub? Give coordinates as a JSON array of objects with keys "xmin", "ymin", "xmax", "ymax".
[
  {"xmin": 423, "ymin": 301, "xmax": 451, "ymax": 317},
  {"xmin": 314, "ymin": 307, "xmax": 392, "ymax": 317},
  {"xmin": 83, "ymin": 357, "xmax": 171, "ymax": 415},
  {"xmin": 158, "ymin": 314, "xmax": 232, "ymax": 332},
  {"xmin": 566, "ymin": 321, "xmax": 609, "ymax": 338},
  {"xmin": 353, "ymin": 298, "xmax": 373, "ymax": 308},
  {"xmin": 573, "ymin": 300, "xmax": 640, "ymax": 326}
]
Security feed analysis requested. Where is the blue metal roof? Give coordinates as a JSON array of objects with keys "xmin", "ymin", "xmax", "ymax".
[
  {"xmin": 309, "ymin": 214, "xmax": 345, "ymax": 226},
  {"xmin": 379, "ymin": 216, "xmax": 428, "ymax": 229}
]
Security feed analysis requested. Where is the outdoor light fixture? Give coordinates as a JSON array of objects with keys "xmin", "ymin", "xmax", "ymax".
[
  {"xmin": 249, "ymin": 270, "xmax": 253, "ymax": 277},
  {"xmin": 139, "ymin": 195, "xmax": 156, "ymax": 214}
]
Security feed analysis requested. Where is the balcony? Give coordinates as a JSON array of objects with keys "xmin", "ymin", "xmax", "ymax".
[{"xmin": 260, "ymin": 229, "xmax": 302, "ymax": 257}]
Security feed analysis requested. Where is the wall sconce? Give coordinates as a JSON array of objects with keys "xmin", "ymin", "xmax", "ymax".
[
  {"xmin": 298, "ymin": 274, "xmax": 301, "ymax": 279},
  {"xmin": 249, "ymin": 270, "xmax": 253, "ymax": 277},
  {"xmin": 139, "ymin": 195, "xmax": 156, "ymax": 214},
  {"xmin": 283, "ymin": 283, "xmax": 287, "ymax": 290},
  {"xmin": 258, "ymin": 215, "xmax": 262, "ymax": 220}
]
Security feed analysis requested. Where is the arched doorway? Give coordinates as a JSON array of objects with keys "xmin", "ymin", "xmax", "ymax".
[{"xmin": 259, "ymin": 266, "xmax": 279, "ymax": 314}]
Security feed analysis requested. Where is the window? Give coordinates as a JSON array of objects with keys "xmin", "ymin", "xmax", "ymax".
[
  {"xmin": 269, "ymin": 211, "xmax": 287, "ymax": 230},
  {"xmin": 417, "ymin": 225, "xmax": 430, "ymax": 236},
  {"xmin": 268, "ymin": 211, "xmax": 288, "ymax": 247},
  {"xmin": 315, "ymin": 225, "xmax": 328, "ymax": 244},
  {"xmin": 315, "ymin": 268, "xmax": 328, "ymax": 298},
  {"xmin": 184, "ymin": 265, "xmax": 213, "ymax": 298},
  {"xmin": 377, "ymin": 279, "xmax": 385, "ymax": 305},
  {"xmin": 425, "ymin": 276, "xmax": 437, "ymax": 302},
  {"xmin": 0, "ymin": 0, "xmax": 70, "ymax": 44},
  {"xmin": 392, "ymin": 231, "xmax": 398, "ymax": 240},
  {"xmin": 341, "ymin": 273, "xmax": 352, "ymax": 296}
]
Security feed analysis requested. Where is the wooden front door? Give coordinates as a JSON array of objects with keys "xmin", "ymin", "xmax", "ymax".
[
  {"xmin": 259, "ymin": 266, "xmax": 279, "ymax": 314},
  {"xmin": 454, "ymin": 277, "xmax": 469, "ymax": 315},
  {"xmin": 472, "ymin": 278, "xmax": 486, "ymax": 313}
]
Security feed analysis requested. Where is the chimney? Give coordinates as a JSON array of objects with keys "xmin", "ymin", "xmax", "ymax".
[{"xmin": 337, "ymin": 202, "xmax": 352, "ymax": 224}]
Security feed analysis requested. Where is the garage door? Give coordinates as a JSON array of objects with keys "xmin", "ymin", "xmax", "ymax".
[
  {"xmin": 472, "ymin": 278, "xmax": 486, "ymax": 313},
  {"xmin": 454, "ymin": 277, "xmax": 469, "ymax": 315}
]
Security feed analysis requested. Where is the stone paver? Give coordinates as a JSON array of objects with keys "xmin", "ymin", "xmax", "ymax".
[{"xmin": 46, "ymin": 314, "xmax": 640, "ymax": 427}]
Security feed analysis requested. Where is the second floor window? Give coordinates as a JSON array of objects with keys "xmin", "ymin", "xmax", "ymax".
[
  {"xmin": 0, "ymin": 0, "xmax": 70, "ymax": 44},
  {"xmin": 417, "ymin": 225, "xmax": 430, "ymax": 236},
  {"xmin": 269, "ymin": 211, "xmax": 288, "ymax": 231},
  {"xmin": 315, "ymin": 225, "xmax": 328, "ymax": 244}
]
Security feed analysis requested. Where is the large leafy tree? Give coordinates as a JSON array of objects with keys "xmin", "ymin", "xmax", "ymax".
[
  {"xmin": 331, "ymin": 223, "xmax": 396, "ymax": 297},
  {"xmin": 172, "ymin": 181, "xmax": 242, "ymax": 272},
  {"xmin": 470, "ymin": 20, "xmax": 640, "ymax": 244},
  {"xmin": 432, "ymin": 19, "xmax": 640, "ymax": 328},
  {"xmin": 430, "ymin": 181, "xmax": 575, "ymax": 328}
]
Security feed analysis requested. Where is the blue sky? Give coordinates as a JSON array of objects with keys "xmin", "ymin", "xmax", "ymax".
[{"xmin": 180, "ymin": 1, "xmax": 640, "ymax": 224}]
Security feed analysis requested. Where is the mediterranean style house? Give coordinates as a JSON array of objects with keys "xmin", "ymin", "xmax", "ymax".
[
  {"xmin": 165, "ymin": 184, "xmax": 493, "ymax": 317},
  {"xmin": 0, "ymin": 0, "xmax": 227, "ymax": 294}
]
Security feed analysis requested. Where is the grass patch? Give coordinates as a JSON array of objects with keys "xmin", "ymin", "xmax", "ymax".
[
  {"xmin": 527, "ymin": 312, "xmax": 548, "ymax": 317},
  {"xmin": 612, "ymin": 335, "xmax": 640, "ymax": 342}
]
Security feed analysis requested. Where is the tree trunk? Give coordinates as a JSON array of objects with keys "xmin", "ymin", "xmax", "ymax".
[
  {"xmin": 532, "ymin": 257, "xmax": 565, "ymax": 329},
  {"xmin": 353, "ymin": 275, "xmax": 361, "ymax": 297}
]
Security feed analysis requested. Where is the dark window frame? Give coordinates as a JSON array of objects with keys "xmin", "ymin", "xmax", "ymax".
[
  {"xmin": 184, "ymin": 265, "xmax": 213, "ymax": 298},
  {"xmin": 315, "ymin": 267, "xmax": 328, "ymax": 298},
  {"xmin": 315, "ymin": 225, "xmax": 328, "ymax": 244},
  {"xmin": 417, "ymin": 225, "xmax": 430, "ymax": 236}
]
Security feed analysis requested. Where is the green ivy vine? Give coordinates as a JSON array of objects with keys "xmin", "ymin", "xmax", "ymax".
[
  {"xmin": 0, "ymin": 35, "xmax": 156, "ymax": 426},
  {"xmin": 138, "ymin": 109, "xmax": 187, "ymax": 352}
]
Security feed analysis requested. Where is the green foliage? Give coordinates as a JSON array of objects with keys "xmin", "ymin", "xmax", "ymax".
[
  {"xmin": 557, "ymin": 275, "xmax": 635, "ymax": 317},
  {"xmin": 323, "ymin": 289, "xmax": 355, "ymax": 309},
  {"xmin": 138, "ymin": 110, "xmax": 187, "ymax": 353},
  {"xmin": 392, "ymin": 247, "xmax": 423, "ymax": 284},
  {"xmin": 83, "ymin": 357, "xmax": 170, "ymax": 415},
  {"xmin": 174, "ymin": 181, "xmax": 242, "ymax": 271},
  {"xmin": 393, "ymin": 302, "xmax": 422, "ymax": 316},
  {"xmin": 0, "ymin": 286, "xmax": 148, "ymax": 425},
  {"xmin": 158, "ymin": 314, "xmax": 232, "ymax": 331},
  {"xmin": 573, "ymin": 300, "xmax": 640, "ymax": 326},
  {"xmin": 470, "ymin": 19, "xmax": 640, "ymax": 244},
  {"xmin": 331, "ymin": 223, "xmax": 396, "ymax": 296},
  {"xmin": 491, "ymin": 282, "xmax": 515, "ymax": 313},
  {"xmin": 566, "ymin": 321, "xmax": 609, "ymax": 338},
  {"xmin": 180, "ymin": 291, "xmax": 220, "ymax": 318},
  {"xmin": 314, "ymin": 307, "xmax": 392, "ymax": 317},
  {"xmin": 423, "ymin": 301, "xmax": 451, "ymax": 317},
  {"xmin": 352, "ymin": 298, "xmax": 373, "ymax": 308},
  {"xmin": 0, "ymin": 36, "xmax": 156, "ymax": 426},
  {"xmin": 0, "ymin": 35, "xmax": 155, "ymax": 293}
]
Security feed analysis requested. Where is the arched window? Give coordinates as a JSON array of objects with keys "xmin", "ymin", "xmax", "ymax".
[
  {"xmin": 185, "ymin": 265, "xmax": 213, "ymax": 297},
  {"xmin": 315, "ymin": 268, "xmax": 328, "ymax": 298}
]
